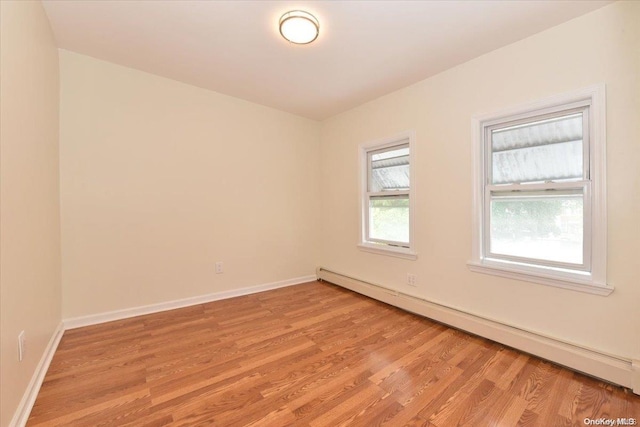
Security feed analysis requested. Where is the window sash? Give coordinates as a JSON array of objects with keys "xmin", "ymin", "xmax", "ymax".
[
  {"xmin": 485, "ymin": 105, "xmax": 590, "ymax": 185},
  {"xmin": 483, "ymin": 182, "xmax": 592, "ymax": 272},
  {"xmin": 367, "ymin": 143, "xmax": 410, "ymax": 193},
  {"xmin": 365, "ymin": 193, "xmax": 410, "ymax": 247}
]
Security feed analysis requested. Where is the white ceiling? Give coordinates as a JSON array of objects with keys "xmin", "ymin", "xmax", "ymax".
[{"xmin": 42, "ymin": 1, "xmax": 612, "ymax": 121}]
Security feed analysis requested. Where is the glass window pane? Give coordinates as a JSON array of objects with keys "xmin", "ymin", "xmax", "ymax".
[
  {"xmin": 369, "ymin": 196, "xmax": 409, "ymax": 244},
  {"xmin": 491, "ymin": 113, "xmax": 583, "ymax": 184},
  {"xmin": 490, "ymin": 192, "xmax": 583, "ymax": 264},
  {"xmin": 369, "ymin": 146, "xmax": 409, "ymax": 192}
]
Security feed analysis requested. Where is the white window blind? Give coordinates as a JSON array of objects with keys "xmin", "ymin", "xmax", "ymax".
[{"xmin": 491, "ymin": 113, "xmax": 584, "ymax": 185}]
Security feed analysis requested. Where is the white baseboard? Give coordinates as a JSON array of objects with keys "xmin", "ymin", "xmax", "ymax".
[
  {"xmin": 317, "ymin": 267, "xmax": 636, "ymax": 392},
  {"xmin": 63, "ymin": 275, "xmax": 316, "ymax": 330},
  {"xmin": 10, "ymin": 322, "xmax": 64, "ymax": 427}
]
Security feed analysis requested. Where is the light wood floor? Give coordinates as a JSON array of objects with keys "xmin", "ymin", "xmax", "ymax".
[{"xmin": 28, "ymin": 281, "xmax": 639, "ymax": 426}]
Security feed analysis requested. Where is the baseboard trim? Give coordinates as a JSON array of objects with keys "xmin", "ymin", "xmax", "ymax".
[
  {"xmin": 10, "ymin": 322, "xmax": 64, "ymax": 427},
  {"xmin": 317, "ymin": 267, "xmax": 635, "ymax": 392},
  {"xmin": 63, "ymin": 275, "xmax": 316, "ymax": 330}
]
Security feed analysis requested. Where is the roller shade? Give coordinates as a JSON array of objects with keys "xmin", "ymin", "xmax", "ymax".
[
  {"xmin": 491, "ymin": 113, "xmax": 584, "ymax": 184},
  {"xmin": 369, "ymin": 145, "xmax": 409, "ymax": 192}
]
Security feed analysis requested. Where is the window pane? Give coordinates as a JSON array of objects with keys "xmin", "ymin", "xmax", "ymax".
[
  {"xmin": 490, "ymin": 192, "xmax": 583, "ymax": 264},
  {"xmin": 369, "ymin": 196, "xmax": 409, "ymax": 244},
  {"xmin": 369, "ymin": 146, "xmax": 409, "ymax": 192},
  {"xmin": 491, "ymin": 113, "xmax": 583, "ymax": 184}
]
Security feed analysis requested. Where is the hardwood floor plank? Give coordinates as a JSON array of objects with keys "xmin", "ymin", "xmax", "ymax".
[
  {"xmin": 531, "ymin": 368, "xmax": 572, "ymax": 425},
  {"xmin": 403, "ymin": 416, "xmax": 435, "ymax": 426},
  {"xmin": 241, "ymin": 406, "xmax": 297, "ymax": 427},
  {"xmin": 28, "ymin": 388, "xmax": 151, "ymax": 426},
  {"xmin": 306, "ymin": 381, "xmax": 387, "ymax": 427},
  {"xmin": 556, "ymin": 371, "xmax": 582, "ymax": 420},
  {"xmin": 571, "ymin": 377, "xmax": 615, "ymax": 422},
  {"xmin": 517, "ymin": 408, "xmax": 540, "ymax": 426},
  {"xmin": 495, "ymin": 352, "xmax": 531, "ymax": 391},
  {"xmin": 417, "ymin": 346, "xmax": 497, "ymax": 420},
  {"xmin": 482, "ymin": 391, "xmax": 530, "ymax": 426},
  {"xmin": 345, "ymin": 394, "xmax": 404, "ymax": 427},
  {"xmin": 27, "ymin": 281, "xmax": 640, "ymax": 426},
  {"xmin": 519, "ymin": 360, "xmax": 562, "ymax": 413}
]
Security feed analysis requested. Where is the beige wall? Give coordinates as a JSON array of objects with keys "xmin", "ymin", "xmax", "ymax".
[
  {"xmin": 59, "ymin": 51, "xmax": 321, "ymax": 318},
  {"xmin": 1, "ymin": 3, "xmax": 637, "ymax": 424},
  {"xmin": 0, "ymin": 1, "xmax": 62, "ymax": 426},
  {"xmin": 319, "ymin": 1, "xmax": 640, "ymax": 360}
]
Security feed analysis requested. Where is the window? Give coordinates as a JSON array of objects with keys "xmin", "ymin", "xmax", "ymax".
[
  {"xmin": 359, "ymin": 132, "xmax": 416, "ymax": 259},
  {"xmin": 469, "ymin": 86, "xmax": 611, "ymax": 295}
]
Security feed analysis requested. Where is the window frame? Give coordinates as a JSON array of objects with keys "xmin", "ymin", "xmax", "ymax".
[
  {"xmin": 468, "ymin": 85, "xmax": 611, "ymax": 295},
  {"xmin": 484, "ymin": 105, "xmax": 591, "ymax": 272},
  {"xmin": 358, "ymin": 131, "xmax": 417, "ymax": 260}
]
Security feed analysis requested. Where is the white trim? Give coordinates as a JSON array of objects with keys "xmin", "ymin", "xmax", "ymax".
[
  {"xmin": 63, "ymin": 275, "xmax": 316, "ymax": 329},
  {"xmin": 357, "ymin": 243, "xmax": 417, "ymax": 260},
  {"xmin": 589, "ymin": 85, "xmax": 607, "ymax": 287},
  {"xmin": 472, "ymin": 86, "xmax": 603, "ymax": 125},
  {"xmin": 467, "ymin": 261, "xmax": 613, "ymax": 296},
  {"xmin": 10, "ymin": 322, "xmax": 64, "ymax": 427},
  {"xmin": 470, "ymin": 84, "xmax": 608, "ymax": 293},
  {"xmin": 317, "ymin": 267, "xmax": 634, "ymax": 391},
  {"xmin": 358, "ymin": 130, "xmax": 417, "ymax": 259}
]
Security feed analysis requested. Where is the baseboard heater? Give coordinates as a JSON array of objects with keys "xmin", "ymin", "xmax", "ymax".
[{"xmin": 316, "ymin": 267, "xmax": 639, "ymax": 394}]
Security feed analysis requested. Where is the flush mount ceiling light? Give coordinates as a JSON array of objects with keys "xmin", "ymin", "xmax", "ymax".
[{"xmin": 279, "ymin": 10, "xmax": 319, "ymax": 44}]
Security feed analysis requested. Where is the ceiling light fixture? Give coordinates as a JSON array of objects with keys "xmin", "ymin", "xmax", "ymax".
[{"xmin": 279, "ymin": 10, "xmax": 319, "ymax": 45}]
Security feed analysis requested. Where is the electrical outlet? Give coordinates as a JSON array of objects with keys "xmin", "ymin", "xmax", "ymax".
[
  {"xmin": 215, "ymin": 261, "xmax": 224, "ymax": 274},
  {"xmin": 407, "ymin": 274, "xmax": 417, "ymax": 287},
  {"xmin": 18, "ymin": 331, "xmax": 25, "ymax": 362}
]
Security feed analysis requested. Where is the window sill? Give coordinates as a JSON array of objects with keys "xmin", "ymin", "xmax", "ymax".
[
  {"xmin": 358, "ymin": 243, "xmax": 417, "ymax": 260},
  {"xmin": 467, "ymin": 259, "xmax": 613, "ymax": 296}
]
